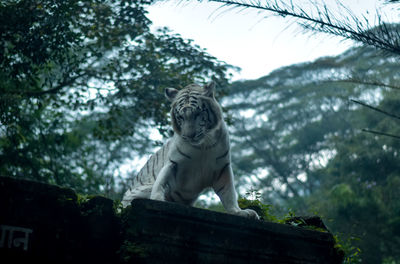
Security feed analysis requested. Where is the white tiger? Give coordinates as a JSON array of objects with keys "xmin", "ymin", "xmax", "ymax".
[{"xmin": 122, "ymin": 82, "xmax": 259, "ymax": 219}]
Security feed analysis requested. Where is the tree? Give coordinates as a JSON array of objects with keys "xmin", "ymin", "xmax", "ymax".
[
  {"xmin": 0, "ymin": 0, "xmax": 233, "ymax": 195},
  {"xmin": 223, "ymin": 44, "xmax": 400, "ymax": 262},
  {"xmin": 308, "ymin": 90, "xmax": 400, "ymax": 263},
  {"xmin": 225, "ymin": 44, "xmax": 400, "ymax": 207}
]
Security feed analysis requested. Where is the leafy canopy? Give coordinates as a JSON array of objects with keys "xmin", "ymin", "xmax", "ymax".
[{"xmin": 0, "ymin": 0, "xmax": 233, "ymax": 195}]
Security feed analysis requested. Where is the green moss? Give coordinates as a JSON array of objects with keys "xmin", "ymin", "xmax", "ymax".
[{"xmin": 118, "ymin": 241, "xmax": 149, "ymax": 262}]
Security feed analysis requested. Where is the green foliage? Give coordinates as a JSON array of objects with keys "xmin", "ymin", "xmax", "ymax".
[
  {"xmin": 0, "ymin": 0, "xmax": 233, "ymax": 195},
  {"xmin": 307, "ymin": 90, "xmax": 400, "ymax": 263},
  {"xmin": 238, "ymin": 197, "xmax": 276, "ymax": 222},
  {"xmin": 76, "ymin": 194, "xmax": 91, "ymax": 206},
  {"xmin": 227, "ymin": 44, "xmax": 400, "ymax": 262},
  {"xmin": 334, "ymin": 236, "xmax": 362, "ymax": 264}
]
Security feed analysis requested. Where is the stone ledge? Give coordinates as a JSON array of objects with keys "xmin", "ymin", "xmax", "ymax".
[
  {"xmin": 0, "ymin": 176, "xmax": 342, "ymax": 263},
  {"xmin": 122, "ymin": 199, "xmax": 341, "ymax": 264}
]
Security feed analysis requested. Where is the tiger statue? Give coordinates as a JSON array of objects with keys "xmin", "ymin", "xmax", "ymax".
[{"xmin": 122, "ymin": 82, "xmax": 259, "ymax": 219}]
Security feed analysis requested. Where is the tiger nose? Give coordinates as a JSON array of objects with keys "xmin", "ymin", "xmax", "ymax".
[
  {"xmin": 183, "ymin": 130, "xmax": 196, "ymax": 139},
  {"xmin": 182, "ymin": 124, "xmax": 196, "ymax": 139}
]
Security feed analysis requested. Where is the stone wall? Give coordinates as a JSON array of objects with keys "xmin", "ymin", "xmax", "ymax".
[{"xmin": 0, "ymin": 176, "xmax": 343, "ymax": 263}]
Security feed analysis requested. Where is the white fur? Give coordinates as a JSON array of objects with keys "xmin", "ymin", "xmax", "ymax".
[{"xmin": 122, "ymin": 83, "xmax": 259, "ymax": 219}]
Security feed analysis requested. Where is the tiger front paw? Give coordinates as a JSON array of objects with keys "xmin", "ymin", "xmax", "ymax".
[
  {"xmin": 150, "ymin": 192, "xmax": 165, "ymax": 202},
  {"xmin": 233, "ymin": 208, "xmax": 260, "ymax": 220}
]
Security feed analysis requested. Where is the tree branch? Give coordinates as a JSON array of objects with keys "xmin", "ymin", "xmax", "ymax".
[
  {"xmin": 26, "ymin": 73, "xmax": 85, "ymax": 97},
  {"xmin": 7, "ymin": 60, "xmax": 98, "ymax": 97},
  {"xmin": 351, "ymin": 99, "xmax": 400, "ymax": 121},
  {"xmin": 362, "ymin": 129, "xmax": 400, "ymax": 140}
]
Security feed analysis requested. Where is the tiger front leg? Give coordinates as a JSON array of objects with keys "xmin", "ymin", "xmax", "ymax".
[
  {"xmin": 150, "ymin": 161, "xmax": 176, "ymax": 201},
  {"xmin": 213, "ymin": 165, "xmax": 260, "ymax": 219}
]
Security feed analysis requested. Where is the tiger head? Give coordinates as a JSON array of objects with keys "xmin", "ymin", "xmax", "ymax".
[{"xmin": 165, "ymin": 82, "xmax": 223, "ymax": 146}]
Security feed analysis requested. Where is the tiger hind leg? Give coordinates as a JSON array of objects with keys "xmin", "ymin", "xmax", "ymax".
[{"xmin": 121, "ymin": 184, "xmax": 153, "ymax": 208}]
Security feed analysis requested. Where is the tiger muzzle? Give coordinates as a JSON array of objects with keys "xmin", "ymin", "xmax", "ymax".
[{"xmin": 180, "ymin": 120, "xmax": 198, "ymax": 140}]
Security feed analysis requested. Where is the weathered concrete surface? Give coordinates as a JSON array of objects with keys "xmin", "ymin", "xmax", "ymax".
[
  {"xmin": 0, "ymin": 176, "xmax": 342, "ymax": 264},
  {"xmin": 122, "ymin": 199, "xmax": 342, "ymax": 264}
]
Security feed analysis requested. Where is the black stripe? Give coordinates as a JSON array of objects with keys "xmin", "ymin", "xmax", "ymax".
[
  {"xmin": 189, "ymin": 92, "xmax": 201, "ymax": 97},
  {"xmin": 146, "ymin": 159, "xmax": 149, "ymax": 175},
  {"xmin": 217, "ymin": 162, "xmax": 230, "ymax": 181},
  {"xmin": 177, "ymin": 146, "xmax": 192, "ymax": 159},
  {"xmin": 135, "ymin": 172, "xmax": 141, "ymax": 184},
  {"xmin": 216, "ymin": 149, "xmax": 229, "ymax": 161},
  {"xmin": 216, "ymin": 186, "xmax": 225, "ymax": 194},
  {"xmin": 206, "ymin": 108, "xmax": 211, "ymax": 123},
  {"xmin": 169, "ymin": 158, "xmax": 178, "ymax": 180},
  {"xmin": 152, "ymin": 157, "xmax": 156, "ymax": 180},
  {"xmin": 189, "ymin": 96, "xmax": 199, "ymax": 101}
]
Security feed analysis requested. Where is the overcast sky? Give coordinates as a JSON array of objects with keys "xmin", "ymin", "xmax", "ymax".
[{"xmin": 147, "ymin": 0, "xmax": 399, "ymax": 80}]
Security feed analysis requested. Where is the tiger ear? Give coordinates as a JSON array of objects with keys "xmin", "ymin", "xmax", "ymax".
[
  {"xmin": 165, "ymin": 88, "xmax": 179, "ymax": 102},
  {"xmin": 203, "ymin": 81, "xmax": 215, "ymax": 98}
]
